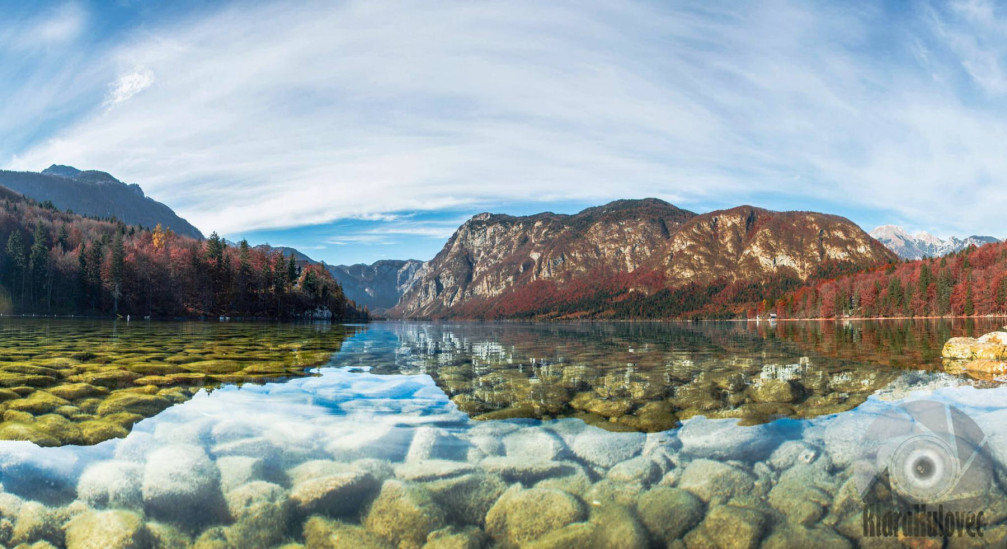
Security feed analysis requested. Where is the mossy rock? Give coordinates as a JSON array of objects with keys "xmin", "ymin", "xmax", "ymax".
[
  {"xmin": 0, "ymin": 364, "xmax": 62, "ymax": 377},
  {"xmin": 182, "ymin": 360, "xmax": 243, "ymax": 374},
  {"xmin": 0, "ymin": 422, "xmax": 60, "ymax": 446},
  {"xmin": 0, "ymin": 373, "xmax": 56, "ymax": 388},
  {"xmin": 47, "ymin": 383, "xmax": 108, "ymax": 401},
  {"xmin": 101, "ymin": 412, "xmax": 145, "ymax": 430},
  {"xmin": 133, "ymin": 376, "xmax": 175, "ymax": 387},
  {"xmin": 33, "ymin": 414, "xmax": 84, "ymax": 445},
  {"xmin": 69, "ymin": 369, "xmax": 142, "ymax": 388},
  {"xmin": 0, "ymin": 388, "xmax": 21, "ymax": 402},
  {"xmin": 7, "ymin": 391, "xmax": 70, "ymax": 414},
  {"xmin": 10, "ymin": 386, "xmax": 38, "ymax": 396},
  {"xmin": 80, "ymin": 420, "xmax": 130, "ymax": 445},
  {"xmin": 239, "ymin": 362, "xmax": 290, "ymax": 375},
  {"xmin": 3, "ymin": 409, "xmax": 36, "ymax": 423},
  {"xmin": 125, "ymin": 363, "xmax": 178, "ymax": 376},
  {"xmin": 97, "ymin": 393, "xmax": 172, "ymax": 417}
]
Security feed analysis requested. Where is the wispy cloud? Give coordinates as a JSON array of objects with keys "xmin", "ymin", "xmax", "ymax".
[
  {"xmin": 107, "ymin": 68, "xmax": 154, "ymax": 106},
  {"xmin": 4, "ymin": 0, "xmax": 1007, "ymax": 243}
]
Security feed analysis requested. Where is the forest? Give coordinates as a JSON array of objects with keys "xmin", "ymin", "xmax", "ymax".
[{"xmin": 0, "ymin": 186, "xmax": 366, "ymax": 321}]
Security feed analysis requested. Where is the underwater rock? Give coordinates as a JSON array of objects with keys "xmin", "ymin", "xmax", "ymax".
[
  {"xmin": 145, "ymin": 521, "xmax": 192, "ymax": 548},
  {"xmin": 63, "ymin": 510, "xmax": 149, "ymax": 549},
  {"xmin": 11, "ymin": 501, "xmax": 62, "ymax": 547},
  {"xmin": 703, "ymin": 505, "xmax": 767, "ymax": 549},
  {"xmin": 424, "ymin": 526, "xmax": 487, "ymax": 549},
  {"xmin": 363, "ymin": 480, "xmax": 448, "ymax": 549},
  {"xmin": 635, "ymin": 486, "xmax": 704, "ymax": 540},
  {"xmin": 327, "ymin": 424, "xmax": 413, "ymax": 463},
  {"xmin": 141, "ymin": 445, "xmax": 227, "ymax": 528},
  {"xmin": 587, "ymin": 503, "xmax": 649, "ymax": 549},
  {"xmin": 222, "ymin": 481, "xmax": 292, "ymax": 548},
  {"xmin": 405, "ymin": 427, "xmax": 470, "ymax": 463},
  {"xmin": 569, "ymin": 429, "xmax": 645, "ymax": 469},
  {"xmin": 678, "ymin": 459, "xmax": 756, "ymax": 504},
  {"xmin": 303, "ymin": 516, "xmax": 392, "ymax": 549},
  {"xmin": 767, "ymin": 440, "xmax": 824, "ymax": 471},
  {"xmin": 485, "ymin": 485, "xmax": 586, "ymax": 547},
  {"xmin": 502, "ymin": 429, "xmax": 566, "ymax": 461},
  {"xmin": 217, "ymin": 456, "xmax": 268, "ymax": 493},
  {"xmin": 479, "ymin": 457, "xmax": 574, "ymax": 484},
  {"xmin": 426, "ymin": 473, "xmax": 508, "ymax": 527},
  {"xmin": 606, "ymin": 455, "xmax": 661, "ymax": 485},
  {"xmin": 762, "ymin": 524, "xmax": 852, "ymax": 549},
  {"xmin": 394, "ymin": 460, "xmax": 477, "ymax": 482},
  {"xmin": 290, "ymin": 471, "xmax": 378, "ymax": 518},
  {"xmin": 678, "ymin": 416, "xmax": 781, "ymax": 461},
  {"xmin": 77, "ymin": 460, "xmax": 143, "ymax": 509}
]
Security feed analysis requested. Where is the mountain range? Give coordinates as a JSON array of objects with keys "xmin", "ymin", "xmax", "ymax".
[
  {"xmin": 869, "ymin": 225, "xmax": 1000, "ymax": 260},
  {"xmin": 0, "ymin": 165, "xmax": 203, "ymax": 239},
  {"xmin": 392, "ymin": 199, "xmax": 895, "ymax": 318}
]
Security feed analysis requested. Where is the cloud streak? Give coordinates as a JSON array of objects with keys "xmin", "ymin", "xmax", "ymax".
[{"xmin": 5, "ymin": 0, "xmax": 1007, "ymax": 242}]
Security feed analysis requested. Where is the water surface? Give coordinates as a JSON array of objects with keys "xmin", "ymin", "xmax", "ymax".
[{"xmin": 0, "ymin": 318, "xmax": 1004, "ymax": 548}]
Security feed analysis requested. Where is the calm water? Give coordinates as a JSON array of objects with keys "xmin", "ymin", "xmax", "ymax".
[{"xmin": 0, "ymin": 318, "xmax": 1005, "ymax": 548}]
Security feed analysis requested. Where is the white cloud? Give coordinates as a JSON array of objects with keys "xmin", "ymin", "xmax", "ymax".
[
  {"xmin": 107, "ymin": 69, "xmax": 155, "ymax": 106},
  {"xmin": 5, "ymin": 0, "xmax": 1007, "ymax": 238}
]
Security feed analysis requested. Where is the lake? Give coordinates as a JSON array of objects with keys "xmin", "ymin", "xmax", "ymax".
[{"xmin": 0, "ymin": 318, "xmax": 1005, "ymax": 547}]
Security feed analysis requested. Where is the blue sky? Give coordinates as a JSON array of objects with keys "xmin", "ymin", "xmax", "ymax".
[{"xmin": 3, "ymin": 1, "xmax": 1007, "ymax": 265}]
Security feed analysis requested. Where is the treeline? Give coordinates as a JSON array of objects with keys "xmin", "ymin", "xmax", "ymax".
[
  {"xmin": 0, "ymin": 186, "xmax": 366, "ymax": 320},
  {"xmin": 774, "ymin": 242, "xmax": 1007, "ymax": 319},
  {"xmin": 457, "ymin": 261, "xmax": 870, "ymax": 320}
]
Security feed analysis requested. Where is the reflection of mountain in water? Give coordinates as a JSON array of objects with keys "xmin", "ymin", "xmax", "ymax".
[{"xmin": 349, "ymin": 321, "xmax": 993, "ymax": 431}]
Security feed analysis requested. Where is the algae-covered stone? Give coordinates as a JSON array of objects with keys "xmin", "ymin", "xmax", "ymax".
[
  {"xmin": 485, "ymin": 485, "xmax": 586, "ymax": 547},
  {"xmin": 146, "ymin": 521, "xmax": 192, "ymax": 549},
  {"xmin": 290, "ymin": 471, "xmax": 378, "ymax": 517},
  {"xmin": 64, "ymin": 510, "xmax": 149, "ymax": 549},
  {"xmin": 77, "ymin": 460, "xmax": 143, "ymax": 509},
  {"xmin": 426, "ymin": 473, "xmax": 507, "ymax": 526},
  {"xmin": 6, "ymin": 391, "xmax": 69, "ymax": 414},
  {"xmin": 142, "ymin": 445, "xmax": 227, "ymax": 528},
  {"xmin": 11, "ymin": 501, "xmax": 62, "ymax": 546},
  {"xmin": 304, "ymin": 516, "xmax": 392, "ymax": 549},
  {"xmin": 405, "ymin": 426, "xmax": 469, "ymax": 462},
  {"xmin": 606, "ymin": 455, "xmax": 661, "ymax": 485},
  {"xmin": 47, "ymin": 383, "xmax": 107, "ymax": 401},
  {"xmin": 96, "ymin": 392, "xmax": 172, "ymax": 417},
  {"xmin": 703, "ymin": 505, "xmax": 767, "ymax": 549},
  {"xmin": 588, "ymin": 504, "xmax": 649, "ymax": 549},
  {"xmin": 762, "ymin": 524, "xmax": 852, "ymax": 549},
  {"xmin": 222, "ymin": 481, "xmax": 291, "ymax": 548},
  {"xmin": 424, "ymin": 526, "xmax": 489, "ymax": 549},
  {"xmin": 636, "ymin": 486, "xmax": 704, "ymax": 540},
  {"xmin": 79, "ymin": 420, "xmax": 130, "ymax": 445},
  {"xmin": 218, "ymin": 456, "xmax": 268, "ymax": 493},
  {"xmin": 363, "ymin": 480, "xmax": 447, "ymax": 549}
]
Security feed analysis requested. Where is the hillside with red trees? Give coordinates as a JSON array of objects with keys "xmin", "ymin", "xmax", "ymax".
[
  {"xmin": 0, "ymin": 186, "xmax": 366, "ymax": 320},
  {"xmin": 775, "ymin": 241, "xmax": 1007, "ymax": 319}
]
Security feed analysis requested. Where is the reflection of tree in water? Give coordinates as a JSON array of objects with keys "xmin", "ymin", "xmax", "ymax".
[{"xmin": 349, "ymin": 322, "xmax": 994, "ymax": 431}]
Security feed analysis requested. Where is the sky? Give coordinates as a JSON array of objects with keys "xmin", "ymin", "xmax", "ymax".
[{"xmin": 3, "ymin": 0, "xmax": 1007, "ymax": 265}]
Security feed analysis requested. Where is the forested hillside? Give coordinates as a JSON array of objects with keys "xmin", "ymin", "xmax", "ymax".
[
  {"xmin": 0, "ymin": 186, "xmax": 365, "ymax": 320},
  {"xmin": 776, "ymin": 241, "xmax": 1007, "ymax": 319}
]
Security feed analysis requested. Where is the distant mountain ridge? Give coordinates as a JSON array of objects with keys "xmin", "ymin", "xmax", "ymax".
[
  {"xmin": 329, "ymin": 260, "xmax": 424, "ymax": 314},
  {"xmin": 392, "ymin": 198, "xmax": 896, "ymax": 318},
  {"xmin": 870, "ymin": 225, "xmax": 1000, "ymax": 260},
  {"xmin": 0, "ymin": 165, "xmax": 203, "ymax": 239},
  {"xmin": 253, "ymin": 244, "xmax": 424, "ymax": 313}
]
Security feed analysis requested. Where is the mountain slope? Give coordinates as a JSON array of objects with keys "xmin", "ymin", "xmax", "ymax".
[
  {"xmin": 0, "ymin": 165, "xmax": 203, "ymax": 239},
  {"xmin": 392, "ymin": 199, "xmax": 895, "ymax": 318},
  {"xmin": 870, "ymin": 225, "xmax": 1000, "ymax": 260},
  {"xmin": 329, "ymin": 260, "xmax": 424, "ymax": 313}
]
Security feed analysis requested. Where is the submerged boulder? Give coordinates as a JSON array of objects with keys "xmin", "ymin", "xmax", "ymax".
[
  {"xmin": 64, "ymin": 510, "xmax": 149, "ymax": 549},
  {"xmin": 942, "ymin": 334, "xmax": 1007, "ymax": 374},
  {"xmin": 141, "ymin": 445, "xmax": 227, "ymax": 528},
  {"xmin": 485, "ymin": 486, "xmax": 586, "ymax": 547},
  {"xmin": 363, "ymin": 480, "xmax": 447, "ymax": 548}
]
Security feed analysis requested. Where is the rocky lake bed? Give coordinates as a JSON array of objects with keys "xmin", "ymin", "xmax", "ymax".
[{"xmin": 0, "ymin": 319, "xmax": 1006, "ymax": 547}]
